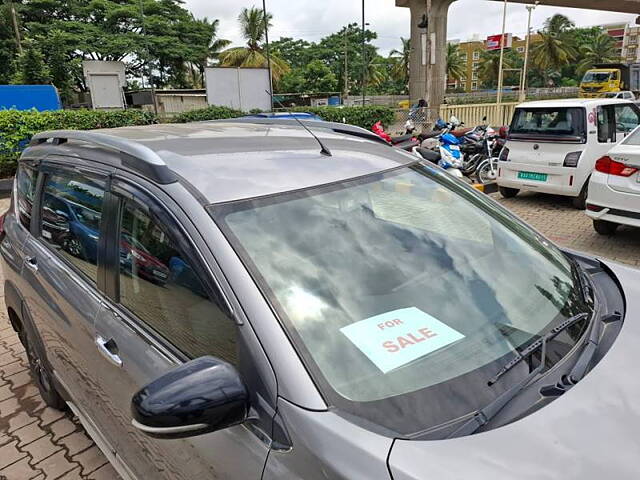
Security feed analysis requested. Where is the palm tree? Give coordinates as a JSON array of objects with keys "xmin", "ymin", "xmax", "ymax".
[
  {"xmin": 531, "ymin": 14, "xmax": 577, "ymax": 86},
  {"xmin": 190, "ymin": 18, "xmax": 231, "ymax": 87},
  {"xmin": 576, "ymin": 33, "xmax": 620, "ymax": 76},
  {"xmin": 389, "ymin": 37, "xmax": 411, "ymax": 85},
  {"xmin": 219, "ymin": 7, "xmax": 289, "ymax": 83},
  {"xmin": 478, "ymin": 50, "xmax": 508, "ymax": 88},
  {"xmin": 446, "ymin": 44, "xmax": 465, "ymax": 83}
]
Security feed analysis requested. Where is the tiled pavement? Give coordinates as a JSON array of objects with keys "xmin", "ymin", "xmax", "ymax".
[{"xmin": 0, "ymin": 190, "xmax": 639, "ymax": 479}]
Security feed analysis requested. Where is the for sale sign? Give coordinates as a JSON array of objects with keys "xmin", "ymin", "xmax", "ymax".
[{"xmin": 340, "ymin": 307, "xmax": 465, "ymax": 374}]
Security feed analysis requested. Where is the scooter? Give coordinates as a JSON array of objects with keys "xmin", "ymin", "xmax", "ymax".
[{"xmin": 414, "ymin": 132, "xmax": 465, "ymax": 179}]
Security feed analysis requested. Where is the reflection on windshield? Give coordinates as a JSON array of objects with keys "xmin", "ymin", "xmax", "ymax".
[
  {"xmin": 216, "ymin": 166, "xmax": 587, "ymax": 409},
  {"xmin": 582, "ymin": 72, "xmax": 611, "ymax": 83}
]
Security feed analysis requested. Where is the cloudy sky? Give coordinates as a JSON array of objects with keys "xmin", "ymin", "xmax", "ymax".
[{"xmin": 184, "ymin": 0, "xmax": 637, "ymax": 55}]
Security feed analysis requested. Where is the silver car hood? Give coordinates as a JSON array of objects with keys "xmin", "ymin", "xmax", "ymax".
[{"xmin": 389, "ymin": 260, "xmax": 640, "ymax": 480}]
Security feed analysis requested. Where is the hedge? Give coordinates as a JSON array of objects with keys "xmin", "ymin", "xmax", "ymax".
[
  {"xmin": 291, "ymin": 105, "xmax": 395, "ymax": 130},
  {"xmin": 172, "ymin": 104, "xmax": 395, "ymax": 130},
  {"xmin": 0, "ymin": 109, "xmax": 156, "ymax": 178},
  {"xmin": 173, "ymin": 105, "xmax": 244, "ymax": 123}
]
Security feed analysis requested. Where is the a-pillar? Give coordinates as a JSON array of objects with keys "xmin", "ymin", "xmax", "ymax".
[{"xmin": 396, "ymin": 0, "xmax": 456, "ymax": 120}]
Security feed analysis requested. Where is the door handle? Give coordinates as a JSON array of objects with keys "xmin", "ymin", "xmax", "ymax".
[
  {"xmin": 96, "ymin": 336, "xmax": 123, "ymax": 368},
  {"xmin": 24, "ymin": 256, "xmax": 38, "ymax": 273}
]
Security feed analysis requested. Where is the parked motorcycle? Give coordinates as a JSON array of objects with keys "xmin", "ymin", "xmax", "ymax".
[{"xmin": 371, "ymin": 121, "xmax": 420, "ymax": 151}]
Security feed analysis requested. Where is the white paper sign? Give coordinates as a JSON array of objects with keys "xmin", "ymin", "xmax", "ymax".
[{"xmin": 340, "ymin": 307, "xmax": 465, "ymax": 374}]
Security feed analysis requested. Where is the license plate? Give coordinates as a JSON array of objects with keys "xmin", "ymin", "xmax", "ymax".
[{"xmin": 518, "ymin": 171, "xmax": 547, "ymax": 182}]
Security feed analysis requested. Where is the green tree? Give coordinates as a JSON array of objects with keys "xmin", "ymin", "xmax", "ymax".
[
  {"xmin": 279, "ymin": 59, "xmax": 338, "ymax": 94},
  {"xmin": 576, "ymin": 33, "xmax": 619, "ymax": 76},
  {"xmin": 271, "ymin": 37, "xmax": 312, "ymax": 69},
  {"xmin": 0, "ymin": 3, "xmax": 18, "ymax": 84},
  {"xmin": 478, "ymin": 49, "xmax": 522, "ymax": 89},
  {"xmin": 11, "ymin": 40, "xmax": 51, "ymax": 84},
  {"xmin": 531, "ymin": 14, "xmax": 577, "ymax": 86},
  {"xmin": 43, "ymin": 30, "xmax": 73, "ymax": 103},
  {"xmin": 389, "ymin": 37, "xmax": 411, "ymax": 88},
  {"xmin": 219, "ymin": 6, "xmax": 289, "ymax": 83},
  {"xmin": 446, "ymin": 43, "xmax": 465, "ymax": 83}
]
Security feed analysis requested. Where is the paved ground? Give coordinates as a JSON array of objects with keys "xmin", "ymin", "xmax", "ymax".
[{"xmin": 0, "ymin": 190, "xmax": 638, "ymax": 479}]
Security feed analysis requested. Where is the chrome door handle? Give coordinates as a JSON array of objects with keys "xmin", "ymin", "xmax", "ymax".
[
  {"xmin": 95, "ymin": 336, "xmax": 122, "ymax": 367},
  {"xmin": 24, "ymin": 256, "xmax": 38, "ymax": 273}
]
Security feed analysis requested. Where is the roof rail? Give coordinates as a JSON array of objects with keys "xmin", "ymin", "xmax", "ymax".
[
  {"xmin": 216, "ymin": 117, "xmax": 390, "ymax": 146},
  {"xmin": 30, "ymin": 130, "xmax": 178, "ymax": 184}
]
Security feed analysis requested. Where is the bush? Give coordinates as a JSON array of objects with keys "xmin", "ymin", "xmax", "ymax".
[
  {"xmin": 292, "ymin": 105, "xmax": 394, "ymax": 130},
  {"xmin": 0, "ymin": 109, "xmax": 156, "ymax": 177},
  {"xmin": 173, "ymin": 105, "xmax": 244, "ymax": 123}
]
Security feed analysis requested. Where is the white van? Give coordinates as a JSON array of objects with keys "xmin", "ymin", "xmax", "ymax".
[{"xmin": 497, "ymin": 98, "xmax": 640, "ymax": 208}]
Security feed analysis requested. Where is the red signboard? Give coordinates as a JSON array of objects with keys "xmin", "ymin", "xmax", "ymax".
[{"xmin": 486, "ymin": 33, "xmax": 513, "ymax": 51}]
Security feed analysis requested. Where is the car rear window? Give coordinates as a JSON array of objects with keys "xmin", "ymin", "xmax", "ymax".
[
  {"xmin": 509, "ymin": 107, "xmax": 586, "ymax": 142},
  {"xmin": 623, "ymin": 126, "xmax": 640, "ymax": 145}
]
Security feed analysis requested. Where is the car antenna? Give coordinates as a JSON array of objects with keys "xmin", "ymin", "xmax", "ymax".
[{"xmin": 266, "ymin": 90, "xmax": 332, "ymax": 157}]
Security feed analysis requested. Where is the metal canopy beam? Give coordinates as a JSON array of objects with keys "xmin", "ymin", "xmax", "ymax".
[{"xmin": 487, "ymin": 0, "xmax": 640, "ymax": 14}]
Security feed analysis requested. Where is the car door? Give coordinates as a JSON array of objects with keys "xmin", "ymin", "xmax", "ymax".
[
  {"xmin": 19, "ymin": 160, "xmax": 112, "ymax": 412},
  {"xmin": 88, "ymin": 176, "xmax": 274, "ymax": 480}
]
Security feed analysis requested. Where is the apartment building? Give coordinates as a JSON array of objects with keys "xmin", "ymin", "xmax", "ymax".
[{"xmin": 622, "ymin": 25, "xmax": 639, "ymax": 63}]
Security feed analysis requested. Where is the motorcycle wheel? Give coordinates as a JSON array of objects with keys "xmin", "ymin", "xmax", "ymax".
[
  {"xmin": 476, "ymin": 160, "xmax": 498, "ymax": 184},
  {"xmin": 462, "ymin": 154, "xmax": 484, "ymax": 176}
]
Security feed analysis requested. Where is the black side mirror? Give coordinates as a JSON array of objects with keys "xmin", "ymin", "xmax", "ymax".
[{"xmin": 131, "ymin": 357, "xmax": 249, "ymax": 440}]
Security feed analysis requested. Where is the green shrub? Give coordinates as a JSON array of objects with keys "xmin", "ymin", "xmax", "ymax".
[
  {"xmin": 173, "ymin": 105, "xmax": 244, "ymax": 123},
  {"xmin": 292, "ymin": 105, "xmax": 394, "ymax": 129},
  {"xmin": 0, "ymin": 109, "xmax": 156, "ymax": 178}
]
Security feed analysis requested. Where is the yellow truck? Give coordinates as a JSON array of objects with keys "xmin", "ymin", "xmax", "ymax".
[{"xmin": 579, "ymin": 63, "xmax": 640, "ymax": 98}]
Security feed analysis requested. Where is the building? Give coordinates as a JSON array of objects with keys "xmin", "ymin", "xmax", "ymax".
[
  {"xmin": 622, "ymin": 25, "xmax": 639, "ymax": 63},
  {"xmin": 601, "ymin": 23, "xmax": 628, "ymax": 58},
  {"xmin": 448, "ymin": 34, "xmax": 541, "ymax": 93}
]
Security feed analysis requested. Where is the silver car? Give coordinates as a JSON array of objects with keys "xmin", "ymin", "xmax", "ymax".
[{"xmin": 1, "ymin": 119, "xmax": 637, "ymax": 480}]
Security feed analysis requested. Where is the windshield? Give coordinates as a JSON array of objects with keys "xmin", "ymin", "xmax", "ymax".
[
  {"xmin": 582, "ymin": 71, "xmax": 612, "ymax": 83},
  {"xmin": 212, "ymin": 165, "xmax": 590, "ymax": 436},
  {"xmin": 623, "ymin": 125, "xmax": 640, "ymax": 145},
  {"xmin": 510, "ymin": 107, "xmax": 586, "ymax": 141}
]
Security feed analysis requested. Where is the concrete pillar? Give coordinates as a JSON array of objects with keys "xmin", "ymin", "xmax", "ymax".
[{"xmin": 398, "ymin": 0, "xmax": 455, "ymax": 120}]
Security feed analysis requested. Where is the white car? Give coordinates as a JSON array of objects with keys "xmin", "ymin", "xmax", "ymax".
[
  {"xmin": 497, "ymin": 99, "xmax": 640, "ymax": 209},
  {"xmin": 586, "ymin": 126, "xmax": 640, "ymax": 234}
]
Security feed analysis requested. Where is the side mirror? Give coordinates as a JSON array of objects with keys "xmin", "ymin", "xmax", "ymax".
[{"xmin": 131, "ymin": 357, "xmax": 249, "ymax": 440}]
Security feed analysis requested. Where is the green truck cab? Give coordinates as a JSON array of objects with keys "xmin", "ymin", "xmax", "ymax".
[{"xmin": 580, "ymin": 63, "xmax": 640, "ymax": 98}]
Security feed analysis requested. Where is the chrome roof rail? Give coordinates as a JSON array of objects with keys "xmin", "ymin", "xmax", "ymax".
[{"xmin": 30, "ymin": 130, "xmax": 178, "ymax": 184}]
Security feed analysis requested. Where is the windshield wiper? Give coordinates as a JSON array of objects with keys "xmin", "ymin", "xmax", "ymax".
[
  {"xmin": 447, "ymin": 312, "xmax": 589, "ymax": 439},
  {"xmin": 488, "ymin": 313, "xmax": 589, "ymax": 386}
]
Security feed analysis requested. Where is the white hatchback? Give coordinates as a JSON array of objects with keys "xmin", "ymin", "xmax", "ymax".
[
  {"xmin": 497, "ymin": 99, "xmax": 640, "ymax": 209},
  {"xmin": 586, "ymin": 126, "xmax": 640, "ymax": 234}
]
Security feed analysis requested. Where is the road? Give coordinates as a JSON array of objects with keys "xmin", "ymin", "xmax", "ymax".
[{"xmin": 1, "ymin": 191, "xmax": 639, "ymax": 479}]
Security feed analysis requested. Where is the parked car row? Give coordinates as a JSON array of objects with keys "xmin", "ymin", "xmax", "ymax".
[{"xmin": 496, "ymin": 97, "xmax": 640, "ymax": 235}]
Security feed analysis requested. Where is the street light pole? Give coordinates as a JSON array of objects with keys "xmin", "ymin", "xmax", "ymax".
[
  {"xmin": 361, "ymin": 0, "xmax": 366, "ymax": 107},
  {"xmin": 496, "ymin": 0, "xmax": 508, "ymax": 105},
  {"xmin": 519, "ymin": 2, "xmax": 538, "ymax": 102},
  {"xmin": 139, "ymin": 0, "xmax": 158, "ymax": 116},
  {"xmin": 262, "ymin": 0, "xmax": 274, "ymax": 111}
]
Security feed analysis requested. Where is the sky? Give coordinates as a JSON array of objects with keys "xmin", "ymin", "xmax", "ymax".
[{"xmin": 184, "ymin": 0, "xmax": 638, "ymax": 56}]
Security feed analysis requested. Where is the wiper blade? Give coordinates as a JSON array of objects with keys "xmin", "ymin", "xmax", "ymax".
[
  {"xmin": 447, "ymin": 335, "xmax": 549, "ymax": 439},
  {"xmin": 488, "ymin": 313, "xmax": 589, "ymax": 386}
]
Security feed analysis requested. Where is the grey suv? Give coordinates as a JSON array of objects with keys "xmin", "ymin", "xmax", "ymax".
[{"xmin": 2, "ymin": 119, "xmax": 639, "ymax": 480}]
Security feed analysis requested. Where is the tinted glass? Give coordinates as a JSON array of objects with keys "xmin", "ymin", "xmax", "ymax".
[
  {"xmin": 615, "ymin": 104, "xmax": 640, "ymax": 132},
  {"xmin": 510, "ymin": 108, "xmax": 585, "ymax": 140},
  {"xmin": 581, "ymin": 71, "xmax": 611, "ymax": 83},
  {"xmin": 40, "ymin": 172, "xmax": 105, "ymax": 283},
  {"xmin": 16, "ymin": 165, "xmax": 38, "ymax": 230},
  {"xmin": 118, "ymin": 199, "xmax": 236, "ymax": 363},
  {"xmin": 213, "ymin": 166, "xmax": 590, "ymax": 435}
]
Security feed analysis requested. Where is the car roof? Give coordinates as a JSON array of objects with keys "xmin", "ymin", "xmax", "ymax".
[
  {"xmin": 27, "ymin": 121, "xmax": 415, "ymax": 204},
  {"xmin": 516, "ymin": 98, "xmax": 635, "ymax": 108}
]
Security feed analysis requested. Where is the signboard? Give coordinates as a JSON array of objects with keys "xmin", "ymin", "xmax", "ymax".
[
  {"xmin": 83, "ymin": 61, "xmax": 126, "ymax": 109},
  {"xmin": 486, "ymin": 33, "xmax": 513, "ymax": 51},
  {"xmin": 340, "ymin": 307, "xmax": 465, "ymax": 374},
  {"xmin": 205, "ymin": 67, "xmax": 271, "ymax": 112}
]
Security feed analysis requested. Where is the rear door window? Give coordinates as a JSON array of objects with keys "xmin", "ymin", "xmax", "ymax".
[
  {"xmin": 510, "ymin": 107, "xmax": 586, "ymax": 142},
  {"xmin": 39, "ymin": 172, "xmax": 106, "ymax": 283},
  {"xmin": 16, "ymin": 165, "xmax": 38, "ymax": 230},
  {"xmin": 117, "ymin": 196, "xmax": 236, "ymax": 363}
]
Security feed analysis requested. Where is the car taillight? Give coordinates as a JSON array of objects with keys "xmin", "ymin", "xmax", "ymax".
[
  {"xmin": 586, "ymin": 204, "xmax": 604, "ymax": 212},
  {"xmin": 595, "ymin": 156, "xmax": 638, "ymax": 177},
  {"xmin": 499, "ymin": 147, "xmax": 510, "ymax": 162},
  {"xmin": 563, "ymin": 151, "xmax": 582, "ymax": 167}
]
